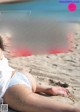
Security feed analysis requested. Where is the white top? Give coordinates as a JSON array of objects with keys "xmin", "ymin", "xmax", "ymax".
[{"xmin": 0, "ymin": 54, "xmax": 15, "ymax": 98}]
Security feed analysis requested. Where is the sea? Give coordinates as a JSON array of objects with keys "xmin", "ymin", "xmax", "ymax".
[{"xmin": 0, "ymin": 0, "xmax": 80, "ymax": 22}]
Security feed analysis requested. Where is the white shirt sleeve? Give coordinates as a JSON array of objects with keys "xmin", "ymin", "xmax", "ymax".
[
  {"xmin": 0, "ymin": 54, "xmax": 15, "ymax": 98},
  {"xmin": 0, "ymin": 55, "xmax": 14, "ymax": 72}
]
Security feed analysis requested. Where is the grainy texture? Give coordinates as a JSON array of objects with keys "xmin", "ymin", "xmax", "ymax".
[{"xmin": 3, "ymin": 24, "xmax": 80, "ymax": 112}]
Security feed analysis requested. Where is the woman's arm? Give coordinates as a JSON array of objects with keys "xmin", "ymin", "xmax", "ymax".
[{"xmin": 0, "ymin": 0, "xmax": 32, "ymax": 4}]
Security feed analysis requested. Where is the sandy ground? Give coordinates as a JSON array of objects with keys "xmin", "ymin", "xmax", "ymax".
[{"xmin": 3, "ymin": 23, "xmax": 80, "ymax": 112}]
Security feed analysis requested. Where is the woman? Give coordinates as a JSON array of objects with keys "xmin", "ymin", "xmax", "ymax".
[{"xmin": 0, "ymin": 35, "xmax": 79, "ymax": 112}]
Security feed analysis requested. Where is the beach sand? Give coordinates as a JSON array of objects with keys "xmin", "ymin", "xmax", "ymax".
[{"xmin": 3, "ymin": 23, "xmax": 80, "ymax": 112}]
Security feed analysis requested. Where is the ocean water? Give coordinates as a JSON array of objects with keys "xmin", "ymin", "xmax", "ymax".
[
  {"xmin": 0, "ymin": 0, "xmax": 80, "ymax": 22},
  {"xmin": 0, "ymin": 0, "xmax": 79, "ymax": 55}
]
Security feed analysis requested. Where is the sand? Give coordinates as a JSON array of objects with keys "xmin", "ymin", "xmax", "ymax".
[{"xmin": 3, "ymin": 23, "xmax": 80, "ymax": 112}]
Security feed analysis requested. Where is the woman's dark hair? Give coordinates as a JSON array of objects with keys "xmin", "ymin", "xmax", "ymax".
[{"xmin": 0, "ymin": 36, "xmax": 5, "ymax": 51}]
